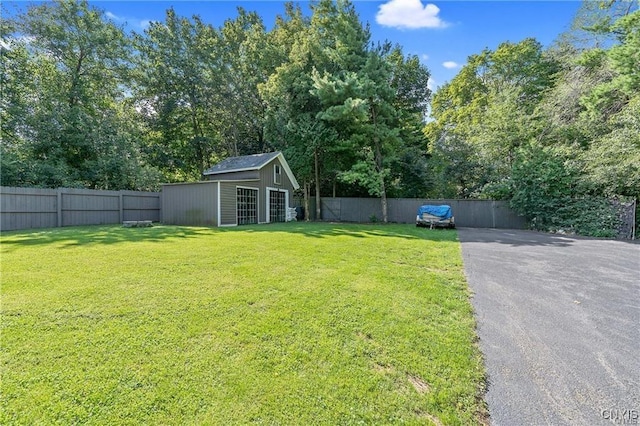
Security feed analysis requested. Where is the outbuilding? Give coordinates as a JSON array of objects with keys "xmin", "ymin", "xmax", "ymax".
[{"xmin": 162, "ymin": 152, "xmax": 299, "ymax": 226}]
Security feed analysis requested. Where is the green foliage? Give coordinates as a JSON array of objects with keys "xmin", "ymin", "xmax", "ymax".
[
  {"xmin": 426, "ymin": 39, "xmax": 559, "ymax": 199},
  {"xmin": 339, "ymin": 147, "xmax": 390, "ymax": 197},
  {"xmin": 2, "ymin": 0, "xmax": 161, "ymax": 190},
  {"xmin": 134, "ymin": 8, "xmax": 225, "ymax": 179},
  {"xmin": 608, "ymin": 10, "xmax": 640, "ymax": 94},
  {"xmin": 261, "ymin": 1, "xmax": 430, "ymax": 220},
  {"xmin": 425, "ymin": 2, "xmax": 638, "ymax": 237},
  {"xmin": 479, "ymin": 179, "xmax": 512, "ymax": 201},
  {"xmin": 510, "ymin": 143, "xmax": 621, "ymax": 237},
  {"xmin": 1, "ymin": 224, "xmax": 486, "ymax": 425},
  {"xmin": 389, "ymin": 147, "xmax": 433, "ymax": 198},
  {"xmin": 582, "ymin": 96, "xmax": 640, "ymax": 196},
  {"xmin": 559, "ymin": 197, "xmax": 621, "ymax": 238},
  {"xmin": 4, "ymin": 0, "xmax": 637, "ymax": 237},
  {"xmin": 510, "ymin": 143, "xmax": 575, "ymax": 230},
  {"xmin": 312, "ymin": 47, "xmax": 400, "ymax": 201},
  {"xmin": 4, "ymin": 0, "xmax": 430, "ymax": 199},
  {"xmin": 260, "ymin": 0, "xmax": 370, "ymax": 214}
]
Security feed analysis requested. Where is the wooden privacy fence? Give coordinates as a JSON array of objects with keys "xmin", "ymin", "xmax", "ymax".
[
  {"xmin": 2, "ymin": 188, "xmax": 524, "ymax": 231},
  {"xmin": 309, "ymin": 197, "xmax": 527, "ymax": 229},
  {"xmin": 1, "ymin": 187, "xmax": 161, "ymax": 231}
]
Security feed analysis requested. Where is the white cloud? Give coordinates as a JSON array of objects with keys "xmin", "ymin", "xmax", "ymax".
[
  {"xmin": 0, "ymin": 36, "xmax": 35, "ymax": 50},
  {"xmin": 376, "ymin": 0, "xmax": 449, "ymax": 30},
  {"xmin": 106, "ymin": 11, "xmax": 151, "ymax": 31},
  {"xmin": 427, "ymin": 77, "xmax": 436, "ymax": 91},
  {"xmin": 442, "ymin": 61, "xmax": 460, "ymax": 69},
  {"xmin": 421, "ymin": 54, "xmax": 429, "ymax": 62}
]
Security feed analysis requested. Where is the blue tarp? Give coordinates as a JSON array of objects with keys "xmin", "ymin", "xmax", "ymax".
[{"xmin": 417, "ymin": 205, "xmax": 453, "ymax": 220}]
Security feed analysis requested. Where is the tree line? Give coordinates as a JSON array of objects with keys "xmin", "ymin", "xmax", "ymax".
[
  {"xmin": 2, "ymin": 0, "xmax": 638, "ymax": 233},
  {"xmin": 1, "ymin": 0, "xmax": 430, "ymax": 222},
  {"xmin": 426, "ymin": 0, "xmax": 639, "ymax": 235}
]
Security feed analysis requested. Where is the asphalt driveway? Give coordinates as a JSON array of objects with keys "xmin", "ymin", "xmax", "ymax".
[{"xmin": 458, "ymin": 228, "xmax": 640, "ymax": 425}]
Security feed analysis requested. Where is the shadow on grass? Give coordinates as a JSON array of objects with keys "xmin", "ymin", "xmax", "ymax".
[
  {"xmin": 238, "ymin": 221, "xmax": 458, "ymax": 242},
  {"xmin": 0, "ymin": 225, "xmax": 213, "ymax": 250},
  {"xmin": 0, "ymin": 222, "xmax": 457, "ymax": 250}
]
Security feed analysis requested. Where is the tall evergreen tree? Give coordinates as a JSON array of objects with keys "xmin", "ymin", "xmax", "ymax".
[{"xmin": 261, "ymin": 0, "xmax": 370, "ymax": 219}]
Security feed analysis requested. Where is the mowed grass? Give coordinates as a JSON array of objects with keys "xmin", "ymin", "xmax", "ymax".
[{"xmin": 1, "ymin": 223, "xmax": 486, "ymax": 425}]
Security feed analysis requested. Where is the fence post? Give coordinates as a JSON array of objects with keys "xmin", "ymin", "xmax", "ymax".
[
  {"xmin": 633, "ymin": 198, "xmax": 637, "ymax": 240},
  {"xmin": 119, "ymin": 192, "xmax": 124, "ymax": 224},
  {"xmin": 57, "ymin": 189, "xmax": 62, "ymax": 228},
  {"xmin": 491, "ymin": 201, "xmax": 496, "ymax": 228}
]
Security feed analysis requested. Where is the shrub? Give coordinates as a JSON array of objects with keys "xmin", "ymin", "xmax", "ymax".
[
  {"xmin": 510, "ymin": 143, "xmax": 621, "ymax": 237},
  {"xmin": 558, "ymin": 197, "xmax": 620, "ymax": 238}
]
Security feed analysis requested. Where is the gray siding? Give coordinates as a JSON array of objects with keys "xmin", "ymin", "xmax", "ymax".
[
  {"xmin": 219, "ymin": 182, "xmax": 261, "ymax": 226},
  {"xmin": 212, "ymin": 163, "xmax": 296, "ymax": 225},
  {"xmin": 1, "ymin": 187, "xmax": 161, "ymax": 231},
  {"xmin": 310, "ymin": 197, "xmax": 526, "ymax": 229},
  {"xmin": 164, "ymin": 176, "xmax": 269, "ymax": 227},
  {"xmin": 219, "ymin": 183, "xmax": 237, "ymax": 226},
  {"xmin": 259, "ymin": 158, "xmax": 295, "ymax": 223},
  {"xmin": 201, "ymin": 157, "xmax": 298, "ymax": 226},
  {"xmin": 162, "ymin": 182, "xmax": 218, "ymax": 226},
  {"xmin": 205, "ymin": 170, "xmax": 259, "ymax": 181},
  {"xmin": 259, "ymin": 159, "xmax": 295, "ymax": 192}
]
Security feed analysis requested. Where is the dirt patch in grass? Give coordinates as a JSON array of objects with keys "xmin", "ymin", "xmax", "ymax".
[{"xmin": 408, "ymin": 374, "xmax": 431, "ymax": 394}]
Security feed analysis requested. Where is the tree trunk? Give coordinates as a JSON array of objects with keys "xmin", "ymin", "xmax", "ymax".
[
  {"xmin": 304, "ymin": 181, "xmax": 310, "ymax": 221},
  {"xmin": 231, "ymin": 121, "xmax": 239, "ymax": 157},
  {"xmin": 314, "ymin": 148, "xmax": 321, "ymax": 220},
  {"xmin": 370, "ymin": 99, "xmax": 388, "ymax": 223},
  {"xmin": 373, "ymin": 135, "xmax": 388, "ymax": 223},
  {"xmin": 68, "ymin": 48, "xmax": 86, "ymax": 107},
  {"xmin": 380, "ymin": 178, "xmax": 388, "ymax": 223}
]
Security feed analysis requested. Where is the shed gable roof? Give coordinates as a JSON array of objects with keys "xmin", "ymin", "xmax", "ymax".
[
  {"xmin": 203, "ymin": 151, "xmax": 299, "ymax": 189},
  {"xmin": 204, "ymin": 152, "xmax": 279, "ymax": 175}
]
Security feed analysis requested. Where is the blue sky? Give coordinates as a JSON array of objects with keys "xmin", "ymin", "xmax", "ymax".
[{"xmin": 7, "ymin": 1, "xmax": 582, "ymax": 90}]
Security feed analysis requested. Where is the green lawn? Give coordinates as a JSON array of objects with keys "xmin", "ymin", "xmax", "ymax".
[{"xmin": 1, "ymin": 223, "xmax": 486, "ymax": 425}]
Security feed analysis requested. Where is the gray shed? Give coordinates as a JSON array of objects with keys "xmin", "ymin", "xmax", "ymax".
[{"xmin": 162, "ymin": 152, "xmax": 300, "ymax": 226}]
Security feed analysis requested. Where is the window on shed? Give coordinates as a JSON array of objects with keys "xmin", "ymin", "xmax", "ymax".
[
  {"xmin": 237, "ymin": 187, "xmax": 258, "ymax": 225},
  {"xmin": 269, "ymin": 190, "xmax": 286, "ymax": 223},
  {"xmin": 274, "ymin": 164, "xmax": 282, "ymax": 185}
]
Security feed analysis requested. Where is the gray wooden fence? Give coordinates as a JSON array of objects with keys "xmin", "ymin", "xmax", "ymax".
[
  {"xmin": 307, "ymin": 197, "xmax": 527, "ymax": 229},
  {"xmin": 2, "ymin": 188, "xmax": 524, "ymax": 232},
  {"xmin": 1, "ymin": 187, "xmax": 161, "ymax": 231}
]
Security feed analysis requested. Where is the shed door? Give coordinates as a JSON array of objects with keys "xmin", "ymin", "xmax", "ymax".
[
  {"xmin": 269, "ymin": 190, "xmax": 286, "ymax": 223},
  {"xmin": 237, "ymin": 188, "xmax": 258, "ymax": 225}
]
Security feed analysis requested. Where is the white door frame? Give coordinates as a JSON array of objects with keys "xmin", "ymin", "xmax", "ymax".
[{"xmin": 265, "ymin": 187, "xmax": 289, "ymax": 223}]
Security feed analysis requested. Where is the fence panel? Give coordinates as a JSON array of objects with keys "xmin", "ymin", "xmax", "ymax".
[
  {"xmin": 1, "ymin": 187, "xmax": 161, "ymax": 231},
  {"xmin": 122, "ymin": 192, "xmax": 162, "ymax": 222},
  {"xmin": 61, "ymin": 189, "xmax": 121, "ymax": 227},
  {"xmin": 321, "ymin": 198, "xmax": 342, "ymax": 221},
  {"xmin": 0, "ymin": 187, "xmax": 58, "ymax": 231},
  {"xmin": 311, "ymin": 197, "xmax": 526, "ymax": 229}
]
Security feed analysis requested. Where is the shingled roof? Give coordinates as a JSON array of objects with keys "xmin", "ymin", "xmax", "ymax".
[
  {"xmin": 203, "ymin": 151, "xmax": 300, "ymax": 189},
  {"xmin": 203, "ymin": 152, "xmax": 281, "ymax": 175}
]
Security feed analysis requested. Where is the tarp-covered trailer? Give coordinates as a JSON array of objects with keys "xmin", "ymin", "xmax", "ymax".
[{"xmin": 416, "ymin": 205, "xmax": 455, "ymax": 228}]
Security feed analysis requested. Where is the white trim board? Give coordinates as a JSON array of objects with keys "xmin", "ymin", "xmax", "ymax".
[{"xmin": 265, "ymin": 186, "xmax": 289, "ymax": 224}]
